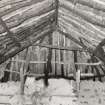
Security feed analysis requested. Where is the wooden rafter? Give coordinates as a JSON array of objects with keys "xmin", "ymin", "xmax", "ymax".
[
  {"xmin": 0, "ymin": 17, "xmax": 20, "ymax": 47},
  {"xmin": 58, "ymin": 29, "xmax": 92, "ymax": 52},
  {"xmin": 58, "ymin": 29, "xmax": 105, "ymax": 65},
  {"xmin": 75, "ymin": 61, "xmax": 102, "ymax": 66},
  {"xmin": 33, "ymin": 44, "xmax": 86, "ymax": 51},
  {"xmin": 55, "ymin": 0, "xmax": 59, "ymax": 26},
  {"xmin": 0, "ymin": 29, "xmax": 53, "ymax": 64}
]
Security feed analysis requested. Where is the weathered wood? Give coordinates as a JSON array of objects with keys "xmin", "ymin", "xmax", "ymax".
[
  {"xmin": 0, "ymin": 10, "xmax": 55, "ymax": 60},
  {"xmin": 59, "ymin": 9, "xmax": 104, "ymax": 45},
  {"xmin": 23, "ymin": 48, "xmax": 31, "ymax": 85},
  {"xmin": 0, "ymin": 0, "xmax": 44, "ymax": 16},
  {"xmin": 59, "ymin": 7, "xmax": 105, "ymax": 39},
  {"xmin": 33, "ymin": 44, "xmax": 84, "ymax": 51},
  {"xmin": 70, "ymin": 0, "xmax": 105, "ymax": 12},
  {"xmin": 20, "ymin": 62, "xmax": 24, "ymax": 95},
  {"xmin": 0, "ymin": 0, "xmax": 56, "ymax": 65},
  {"xmin": 76, "ymin": 69, "xmax": 80, "ymax": 92},
  {"xmin": 75, "ymin": 61, "xmax": 102, "ymax": 66},
  {"xmin": 73, "ymin": 51, "xmax": 78, "ymax": 81},
  {"xmin": 0, "ymin": 10, "xmax": 55, "ymax": 37},
  {"xmin": 0, "ymin": 17, "xmax": 20, "ymax": 47},
  {"xmin": 36, "ymin": 73, "xmax": 105, "ymax": 80},
  {"xmin": 58, "ymin": 29, "xmax": 105, "ymax": 65},
  {"xmin": 59, "ymin": 20, "xmax": 98, "ymax": 49},
  {"xmin": 93, "ymin": 45, "xmax": 105, "ymax": 63},
  {"xmin": 9, "ymin": 58, "xmax": 14, "ymax": 81},
  {"xmin": 60, "ymin": 0, "xmax": 105, "ymax": 28},
  {"xmin": 44, "ymin": 33, "xmax": 53, "ymax": 86},
  {"xmin": 58, "ymin": 29, "xmax": 90, "ymax": 51},
  {"xmin": 74, "ymin": 51, "xmax": 78, "ymax": 71},
  {"xmin": 0, "ymin": 27, "xmax": 53, "ymax": 64},
  {"xmin": 0, "ymin": 0, "xmax": 55, "ymax": 34}
]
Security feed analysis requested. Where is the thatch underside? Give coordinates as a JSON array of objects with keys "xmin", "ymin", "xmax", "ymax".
[
  {"xmin": 0, "ymin": 0, "xmax": 105, "ymax": 65},
  {"xmin": 0, "ymin": 0, "xmax": 56, "ymax": 64},
  {"xmin": 58, "ymin": 0, "xmax": 105, "ymax": 64},
  {"xmin": 59, "ymin": 0, "xmax": 105, "ymax": 48}
]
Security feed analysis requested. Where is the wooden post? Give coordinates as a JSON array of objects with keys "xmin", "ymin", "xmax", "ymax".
[
  {"xmin": 20, "ymin": 48, "xmax": 30, "ymax": 95},
  {"xmin": 23, "ymin": 48, "xmax": 31, "ymax": 84},
  {"xmin": 9, "ymin": 58, "xmax": 14, "ymax": 81},
  {"xmin": 55, "ymin": 0, "xmax": 59, "ymax": 26},
  {"xmin": 55, "ymin": 49, "xmax": 57, "ymax": 76},
  {"xmin": 76, "ymin": 69, "xmax": 81, "ymax": 93},
  {"xmin": 15, "ymin": 55, "xmax": 19, "ymax": 81},
  {"xmin": 44, "ymin": 33, "xmax": 52, "ymax": 87},
  {"xmin": 20, "ymin": 62, "xmax": 24, "ymax": 95},
  {"xmin": 73, "ymin": 50, "xmax": 81, "ymax": 94},
  {"xmin": 73, "ymin": 51, "xmax": 78, "ymax": 82}
]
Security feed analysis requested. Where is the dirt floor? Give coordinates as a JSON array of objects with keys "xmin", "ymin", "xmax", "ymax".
[
  {"xmin": 0, "ymin": 79, "xmax": 105, "ymax": 105},
  {"xmin": 0, "ymin": 78, "xmax": 77, "ymax": 105},
  {"xmin": 79, "ymin": 80, "xmax": 105, "ymax": 105}
]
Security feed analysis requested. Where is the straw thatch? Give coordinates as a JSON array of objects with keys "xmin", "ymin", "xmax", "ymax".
[
  {"xmin": 0, "ymin": 0, "xmax": 105, "ymax": 82},
  {"xmin": 0, "ymin": 0, "xmax": 56, "ymax": 64},
  {"xmin": 59, "ymin": 0, "xmax": 105, "ymax": 63}
]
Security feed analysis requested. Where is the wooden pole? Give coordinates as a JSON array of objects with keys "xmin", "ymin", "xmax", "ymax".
[
  {"xmin": 44, "ymin": 33, "xmax": 53, "ymax": 87},
  {"xmin": 23, "ymin": 48, "xmax": 31, "ymax": 84},
  {"xmin": 73, "ymin": 50, "xmax": 80, "ymax": 94},
  {"xmin": 20, "ymin": 62, "xmax": 24, "ymax": 95},
  {"xmin": 72, "ymin": 51, "xmax": 77, "ymax": 92},
  {"xmin": 76, "ymin": 69, "xmax": 80, "ymax": 93},
  {"xmin": 15, "ymin": 55, "xmax": 19, "ymax": 81},
  {"xmin": 9, "ymin": 58, "xmax": 14, "ymax": 81},
  {"xmin": 55, "ymin": 0, "xmax": 59, "ymax": 26},
  {"xmin": 0, "ymin": 17, "xmax": 20, "ymax": 47}
]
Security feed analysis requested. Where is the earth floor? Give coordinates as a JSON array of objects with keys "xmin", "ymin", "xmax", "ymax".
[{"xmin": 0, "ymin": 79, "xmax": 105, "ymax": 105}]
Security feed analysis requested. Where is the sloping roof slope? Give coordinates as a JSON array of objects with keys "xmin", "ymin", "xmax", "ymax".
[
  {"xmin": 59, "ymin": 0, "xmax": 105, "ymax": 49},
  {"xmin": 0, "ymin": 0, "xmax": 55, "ymax": 64}
]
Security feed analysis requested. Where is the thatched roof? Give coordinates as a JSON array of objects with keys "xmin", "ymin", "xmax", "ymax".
[
  {"xmin": 59, "ymin": 0, "xmax": 105, "ymax": 48},
  {"xmin": 0, "ymin": 0, "xmax": 105, "ymax": 65},
  {"xmin": 58, "ymin": 0, "xmax": 105, "ymax": 63},
  {"xmin": 0, "ymin": 0, "xmax": 55, "ymax": 64}
]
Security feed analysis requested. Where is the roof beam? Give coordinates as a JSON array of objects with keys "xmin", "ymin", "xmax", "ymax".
[
  {"xmin": 58, "ymin": 29, "xmax": 105, "ymax": 64},
  {"xmin": 58, "ymin": 29, "xmax": 92, "ymax": 52},
  {"xmin": 33, "ymin": 44, "xmax": 85, "ymax": 51},
  {"xmin": 0, "ymin": 17, "xmax": 20, "ymax": 47}
]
